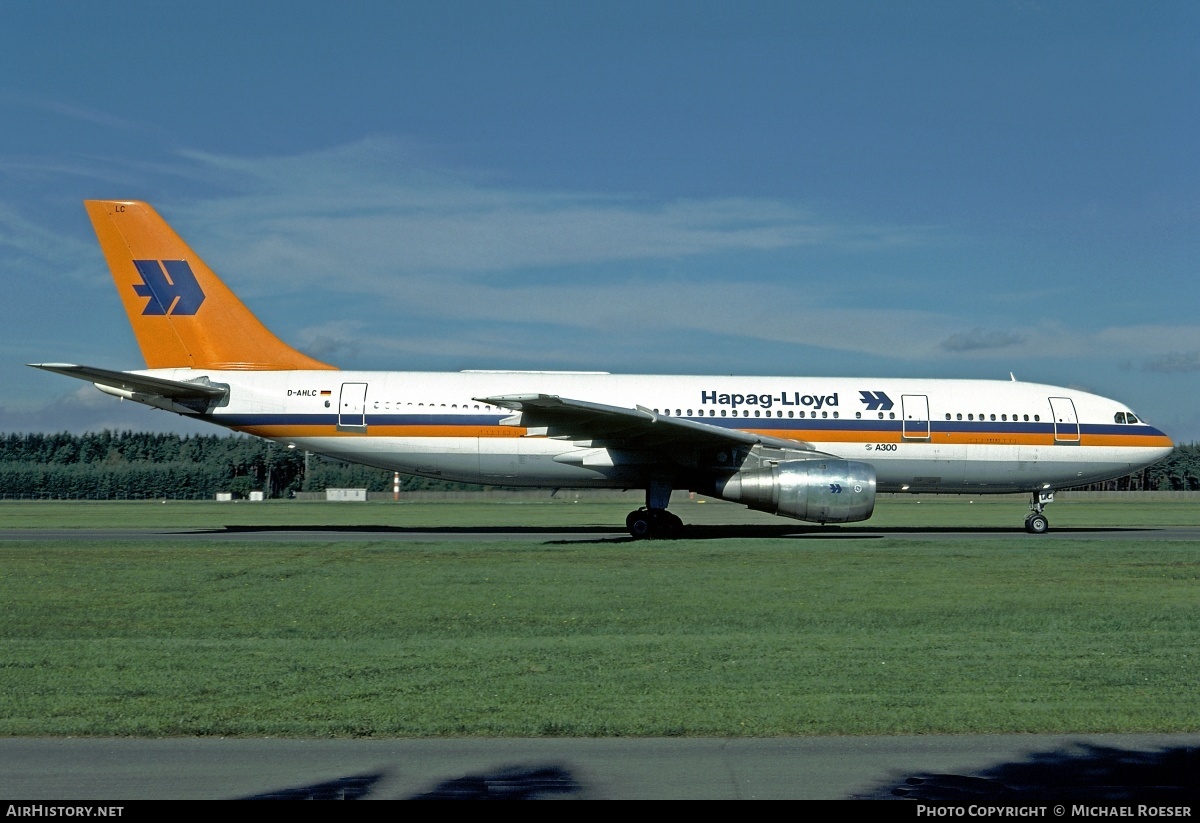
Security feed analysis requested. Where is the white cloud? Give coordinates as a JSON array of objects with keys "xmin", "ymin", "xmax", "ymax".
[
  {"xmin": 173, "ymin": 139, "xmax": 926, "ymax": 289},
  {"xmin": 0, "ymin": 203, "xmax": 94, "ymax": 281},
  {"xmin": 940, "ymin": 328, "xmax": 1025, "ymax": 352},
  {"xmin": 8, "ymin": 137, "xmax": 1198, "ymax": 380},
  {"xmin": 0, "ymin": 386, "xmax": 212, "ymax": 435},
  {"xmin": 1143, "ymin": 351, "xmax": 1200, "ymax": 374}
]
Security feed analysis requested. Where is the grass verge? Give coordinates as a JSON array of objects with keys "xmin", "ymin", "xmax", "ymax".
[{"xmin": 1, "ymin": 527, "xmax": 1196, "ymax": 737}]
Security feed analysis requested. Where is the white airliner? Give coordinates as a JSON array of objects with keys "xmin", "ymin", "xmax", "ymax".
[{"xmin": 32, "ymin": 201, "xmax": 1173, "ymax": 536}]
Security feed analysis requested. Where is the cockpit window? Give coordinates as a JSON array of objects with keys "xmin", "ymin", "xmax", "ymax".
[
  {"xmin": 1127, "ymin": 413, "xmax": 1139, "ymax": 424},
  {"xmin": 1115, "ymin": 412, "xmax": 1127, "ymax": 424}
]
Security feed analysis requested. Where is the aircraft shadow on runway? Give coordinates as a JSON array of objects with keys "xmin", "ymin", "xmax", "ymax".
[{"xmin": 859, "ymin": 743, "xmax": 1199, "ymax": 803}]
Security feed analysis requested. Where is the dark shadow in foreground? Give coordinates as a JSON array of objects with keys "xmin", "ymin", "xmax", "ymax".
[
  {"xmin": 244, "ymin": 772, "xmax": 384, "ymax": 800},
  {"xmin": 409, "ymin": 765, "xmax": 580, "ymax": 800},
  {"xmin": 243, "ymin": 765, "xmax": 582, "ymax": 800},
  {"xmin": 858, "ymin": 744, "xmax": 1198, "ymax": 802}
]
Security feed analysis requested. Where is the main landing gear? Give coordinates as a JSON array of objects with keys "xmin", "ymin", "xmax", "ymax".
[
  {"xmin": 1024, "ymin": 490, "xmax": 1054, "ymax": 534},
  {"xmin": 626, "ymin": 507, "xmax": 684, "ymax": 539},
  {"xmin": 626, "ymin": 479, "xmax": 683, "ymax": 539}
]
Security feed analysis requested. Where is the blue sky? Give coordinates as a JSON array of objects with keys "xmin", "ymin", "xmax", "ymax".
[{"xmin": 2, "ymin": 1, "xmax": 1197, "ymax": 439}]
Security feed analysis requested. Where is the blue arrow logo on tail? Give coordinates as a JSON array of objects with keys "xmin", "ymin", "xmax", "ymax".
[
  {"xmin": 132, "ymin": 259, "xmax": 206, "ymax": 316},
  {"xmin": 859, "ymin": 390, "xmax": 894, "ymax": 411}
]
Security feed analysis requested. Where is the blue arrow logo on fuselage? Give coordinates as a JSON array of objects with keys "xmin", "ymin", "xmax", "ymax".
[{"xmin": 859, "ymin": 390, "xmax": 894, "ymax": 411}]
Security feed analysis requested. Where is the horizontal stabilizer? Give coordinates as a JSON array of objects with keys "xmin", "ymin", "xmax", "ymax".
[{"xmin": 27, "ymin": 367, "xmax": 229, "ymax": 407}]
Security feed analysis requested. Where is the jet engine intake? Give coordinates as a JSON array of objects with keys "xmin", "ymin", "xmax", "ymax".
[{"xmin": 715, "ymin": 459, "xmax": 876, "ymax": 523}]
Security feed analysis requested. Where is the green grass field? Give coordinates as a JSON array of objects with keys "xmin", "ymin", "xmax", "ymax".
[{"xmin": 1, "ymin": 497, "xmax": 1197, "ymax": 737}]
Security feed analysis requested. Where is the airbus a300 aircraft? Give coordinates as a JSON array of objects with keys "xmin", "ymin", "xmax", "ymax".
[{"xmin": 33, "ymin": 201, "xmax": 1173, "ymax": 537}]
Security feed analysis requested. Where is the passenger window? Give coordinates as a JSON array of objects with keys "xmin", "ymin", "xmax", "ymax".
[{"xmin": 788, "ymin": 411, "xmax": 794, "ymax": 418}]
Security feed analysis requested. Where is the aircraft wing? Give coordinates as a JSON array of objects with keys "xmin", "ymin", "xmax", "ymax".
[
  {"xmin": 476, "ymin": 393, "xmax": 826, "ymax": 455},
  {"xmin": 29, "ymin": 363, "xmax": 228, "ymax": 408}
]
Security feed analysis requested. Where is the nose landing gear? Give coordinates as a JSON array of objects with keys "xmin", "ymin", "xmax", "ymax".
[{"xmin": 1025, "ymin": 490, "xmax": 1054, "ymax": 534}]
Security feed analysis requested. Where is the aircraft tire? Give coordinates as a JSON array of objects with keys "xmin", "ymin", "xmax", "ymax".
[
  {"xmin": 1025, "ymin": 514, "xmax": 1049, "ymax": 535},
  {"xmin": 626, "ymin": 508, "xmax": 683, "ymax": 539},
  {"xmin": 627, "ymin": 510, "xmax": 653, "ymax": 539}
]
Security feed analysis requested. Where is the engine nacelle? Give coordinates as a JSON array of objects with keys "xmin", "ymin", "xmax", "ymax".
[{"xmin": 714, "ymin": 459, "xmax": 877, "ymax": 523}]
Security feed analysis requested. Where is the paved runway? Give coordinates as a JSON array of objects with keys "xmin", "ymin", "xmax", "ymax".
[
  {"xmin": 2, "ymin": 734, "xmax": 1198, "ymax": 800},
  {"xmin": 4, "ymin": 524, "xmax": 1199, "ymax": 542}
]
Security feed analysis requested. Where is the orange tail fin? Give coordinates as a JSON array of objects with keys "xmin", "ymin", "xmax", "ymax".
[{"xmin": 85, "ymin": 200, "xmax": 335, "ymax": 371}]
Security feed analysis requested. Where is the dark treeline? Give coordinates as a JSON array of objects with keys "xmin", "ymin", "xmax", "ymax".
[
  {"xmin": 1062, "ymin": 443, "xmax": 1200, "ymax": 492},
  {"xmin": 0, "ymin": 431, "xmax": 481, "ymax": 500},
  {"xmin": 0, "ymin": 431, "xmax": 1196, "ymax": 500}
]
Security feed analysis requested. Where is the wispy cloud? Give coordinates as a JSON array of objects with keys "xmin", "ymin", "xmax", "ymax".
[
  {"xmin": 1143, "ymin": 351, "xmax": 1200, "ymax": 373},
  {"xmin": 0, "ymin": 91, "xmax": 142, "ymax": 133},
  {"xmin": 940, "ymin": 328, "xmax": 1025, "ymax": 352},
  {"xmin": 0, "ymin": 386, "xmax": 212, "ymax": 435},
  {"xmin": 0, "ymin": 203, "xmax": 95, "ymax": 282},
  {"xmin": 175, "ymin": 139, "xmax": 928, "ymax": 283},
  {"xmin": 8, "ymin": 138, "xmax": 1200, "ymax": 379}
]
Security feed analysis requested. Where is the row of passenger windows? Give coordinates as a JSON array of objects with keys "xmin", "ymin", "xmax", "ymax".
[
  {"xmin": 654, "ymin": 408, "xmax": 844, "ymax": 418},
  {"xmin": 945, "ymin": 412, "xmax": 1040, "ymax": 422},
  {"xmin": 370, "ymin": 401, "xmax": 499, "ymax": 411},
  {"xmin": 652, "ymin": 409, "xmax": 1050, "ymax": 423}
]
